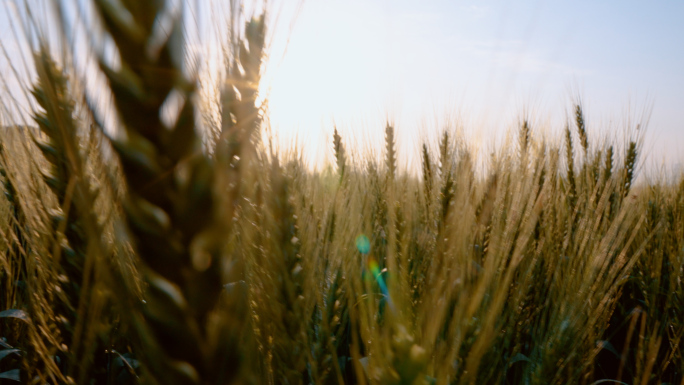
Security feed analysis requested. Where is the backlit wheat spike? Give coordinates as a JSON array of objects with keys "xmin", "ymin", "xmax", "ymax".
[
  {"xmin": 439, "ymin": 130, "xmax": 450, "ymax": 178},
  {"xmin": 385, "ymin": 122, "xmax": 396, "ymax": 181},
  {"xmin": 333, "ymin": 127, "xmax": 346, "ymax": 178},
  {"xmin": 361, "ymin": 161, "xmax": 386, "ymax": 275},
  {"xmin": 30, "ymin": 49, "xmax": 103, "ymax": 383},
  {"xmin": 0, "ymin": 141, "xmax": 51, "ymax": 383},
  {"xmin": 421, "ymin": 143, "xmax": 434, "ymax": 221},
  {"xmin": 0, "ymin": 143, "xmax": 28, "ymax": 306},
  {"xmin": 475, "ymin": 173, "xmax": 498, "ymax": 227},
  {"xmin": 575, "ymin": 104, "xmax": 589, "ymax": 155},
  {"xmin": 604, "ymin": 145, "xmax": 614, "ymax": 182},
  {"xmin": 519, "ymin": 119, "xmax": 531, "ymax": 161},
  {"xmin": 599, "ymin": 145, "xmax": 615, "ymax": 216},
  {"xmin": 591, "ymin": 149, "xmax": 602, "ymax": 188},
  {"xmin": 313, "ymin": 269, "xmax": 349, "ymax": 384},
  {"xmin": 240, "ymin": 15, "xmax": 266, "ymax": 117},
  {"xmin": 565, "ymin": 125, "xmax": 577, "ymax": 208},
  {"xmin": 438, "ymin": 130, "xmax": 454, "ymax": 228},
  {"xmin": 220, "ymin": 14, "xmax": 266, "ymax": 202},
  {"xmin": 623, "ymin": 141, "xmax": 638, "ymax": 198},
  {"xmin": 439, "ymin": 166, "xmax": 454, "ymax": 228},
  {"xmin": 268, "ymin": 159, "xmax": 308, "ymax": 384},
  {"xmin": 91, "ymin": 2, "xmax": 253, "ymax": 383}
]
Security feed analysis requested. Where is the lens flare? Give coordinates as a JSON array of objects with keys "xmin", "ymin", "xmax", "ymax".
[
  {"xmin": 356, "ymin": 234, "xmax": 395, "ymax": 313},
  {"xmin": 355, "ymin": 234, "xmax": 370, "ymax": 254},
  {"xmin": 367, "ymin": 257, "xmax": 387, "ymax": 296}
]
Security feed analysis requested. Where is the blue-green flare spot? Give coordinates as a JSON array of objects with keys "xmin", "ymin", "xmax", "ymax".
[{"xmin": 355, "ymin": 234, "xmax": 370, "ymax": 254}]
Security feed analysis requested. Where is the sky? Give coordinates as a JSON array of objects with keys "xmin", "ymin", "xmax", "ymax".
[
  {"xmin": 0, "ymin": 0, "xmax": 682, "ymax": 178},
  {"xmin": 263, "ymin": 0, "xmax": 684, "ymax": 177}
]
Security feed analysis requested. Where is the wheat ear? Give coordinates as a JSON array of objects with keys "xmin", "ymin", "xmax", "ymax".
[
  {"xmin": 421, "ymin": 143, "xmax": 433, "ymax": 220},
  {"xmin": 333, "ymin": 127, "xmax": 346, "ymax": 179},
  {"xmin": 623, "ymin": 141, "xmax": 638, "ymax": 198},
  {"xmin": 385, "ymin": 122, "xmax": 396, "ymax": 181},
  {"xmin": 30, "ymin": 48, "xmax": 105, "ymax": 383},
  {"xmin": 91, "ymin": 2, "xmax": 249, "ymax": 383},
  {"xmin": 565, "ymin": 125, "xmax": 577, "ymax": 208},
  {"xmin": 575, "ymin": 104, "xmax": 589, "ymax": 155}
]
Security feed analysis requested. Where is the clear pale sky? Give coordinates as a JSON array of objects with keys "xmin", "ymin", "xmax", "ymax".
[
  {"xmin": 1, "ymin": 1, "xmax": 682, "ymax": 178},
  {"xmin": 263, "ymin": 0, "xmax": 684, "ymax": 176}
]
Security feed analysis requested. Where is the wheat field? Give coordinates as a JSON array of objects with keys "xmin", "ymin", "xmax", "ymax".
[{"xmin": 0, "ymin": 2, "xmax": 683, "ymax": 385}]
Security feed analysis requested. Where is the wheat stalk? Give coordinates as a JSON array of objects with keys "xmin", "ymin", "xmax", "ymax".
[
  {"xmin": 29, "ymin": 48, "xmax": 107, "ymax": 383},
  {"xmin": 333, "ymin": 127, "xmax": 346, "ymax": 179},
  {"xmin": 519, "ymin": 119, "xmax": 531, "ymax": 162},
  {"xmin": 266, "ymin": 159, "xmax": 309, "ymax": 384},
  {"xmin": 87, "ymin": 2, "xmax": 261, "ymax": 383},
  {"xmin": 575, "ymin": 104, "xmax": 589, "ymax": 155},
  {"xmin": 623, "ymin": 141, "xmax": 638, "ymax": 198},
  {"xmin": 565, "ymin": 125, "xmax": 577, "ymax": 209},
  {"xmin": 385, "ymin": 122, "xmax": 396, "ymax": 182},
  {"xmin": 421, "ymin": 143, "xmax": 433, "ymax": 221}
]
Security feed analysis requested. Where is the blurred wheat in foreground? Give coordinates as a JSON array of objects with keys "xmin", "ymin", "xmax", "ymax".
[{"xmin": 1, "ymin": 2, "xmax": 683, "ymax": 385}]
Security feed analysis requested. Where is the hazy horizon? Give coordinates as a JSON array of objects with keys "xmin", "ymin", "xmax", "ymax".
[{"xmin": 263, "ymin": 0, "xmax": 684, "ymax": 178}]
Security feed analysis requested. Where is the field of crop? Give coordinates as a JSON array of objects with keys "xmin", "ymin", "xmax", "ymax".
[{"xmin": 1, "ymin": 2, "xmax": 683, "ymax": 385}]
